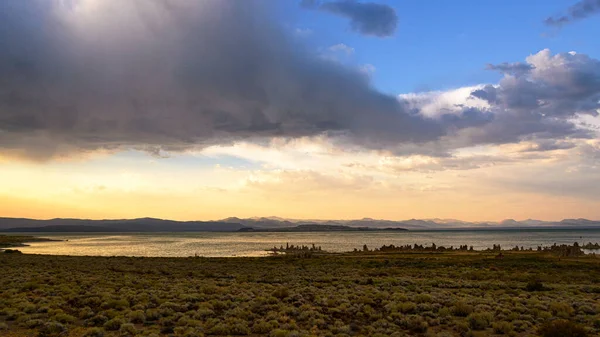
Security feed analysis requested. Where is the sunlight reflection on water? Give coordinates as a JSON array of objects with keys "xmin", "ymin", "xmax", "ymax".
[{"xmin": 13, "ymin": 230, "xmax": 600, "ymax": 257}]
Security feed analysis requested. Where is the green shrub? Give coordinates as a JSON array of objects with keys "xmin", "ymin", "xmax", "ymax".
[
  {"xmin": 452, "ymin": 302, "xmax": 474, "ymax": 317},
  {"xmin": 577, "ymin": 304, "xmax": 596, "ymax": 315},
  {"xmin": 38, "ymin": 321, "xmax": 68, "ymax": 337},
  {"xmin": 119, "ymin": 323, "xmax": 137, "ymax": 336},
  {"xmin": 208, "ymin": 322, "xmax": 231, "ymax": 335},
  {"xmin": 79, "ymin": 307, "xmax": 95, "ymax": 319},
  {"xmin": 415, "ymin": 294, "xmax": 433, "ymax": 303},
  {"xmin": 86, "ymin": 314, "xmax": 108, "ymax": 327},
  {"xmin": 20, "ymin": 281, "xmax": 39, "ymax": 292},
  {"xmin": 25, "ymin": 319, "xmax": 45, "ymax": 328},
  {"xmin": 103, "ymin": 317, "xmax": 125, "ymax": 331},
  {"xmin": 101, "ymin": 299, "xmax": 129, "ymax": 311},
  {"xmin": 550, "ymin": 302, "xmax": 575, "ymax": 318},
  {"xmin": 145, "ymin": 308, "xmax": 161, "ymax": 321},
  {"xmin": 83, "ymin": 327, "xmax": 105, "ymax": 337},
  {"xmin": 272, "ymin": 287, "xmax": 290, "ymax": 300},
  {"xmin": 438, "ymin": 307, "xmax": 451, "ymax": 317},
  {"xmin": 525, "ymin": 280, "xmax": 547, "ymax": 291},
  {"xmin": 54, "ymin": 313, "xmax": 77, "ymax": 324},
  {"xmin": 159, "ymin": 317, "xmax": 176, "ymax": 334},
  {"xmin": 252, "ymin": 320, "xmax": 273, "ymax": 334},
  {"xmin": 270, "ymin": 329, "xmax": 290, "ymax": 337},
  {"xmin": 128, "ymin": 310, "xmax": 146, "ymax": 323},
  {"xmin": 511, "ymin": 319, "xmax": 531, "ymax": 332},
  {"xmin": 538, "ymin": 319, "xmax": 588, "ymax": 337},
  {"xmin": 399, "ymin": 302, "xmax": 417, "ymax": 314},
  {"xmin": 492, "ymin": 321, "xmax": 513, "ymax": 334},
  {"xmin": 468, "ymin": 312, "xmax": 492, "ymax": 330},
  {"xmin": 407, "ymin": 315, "xmax": 428, "ymax": 333},
  {"xmin": 23, "ymin": 303, "xmax": 37, "ymax": 313}
]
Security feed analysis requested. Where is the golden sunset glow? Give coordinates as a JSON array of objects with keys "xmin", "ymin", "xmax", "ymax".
[{"xmin": 1, "ymin": 0, "xmax": 599, "ymax": 223}]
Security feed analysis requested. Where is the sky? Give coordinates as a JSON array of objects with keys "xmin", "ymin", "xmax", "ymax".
[{"xmin": 1, "ymin": 0, "xmax": 599, "ymax": 221}]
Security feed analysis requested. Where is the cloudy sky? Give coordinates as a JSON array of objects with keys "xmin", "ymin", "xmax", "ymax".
[{"xmin": 1, "ymin": 0, "xmax": 599, "ymax": 221}]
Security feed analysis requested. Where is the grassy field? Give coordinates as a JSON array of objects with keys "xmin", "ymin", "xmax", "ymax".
[{"xmin": 1, "ymin": 250, "xmax": 599, "ymax": 336}]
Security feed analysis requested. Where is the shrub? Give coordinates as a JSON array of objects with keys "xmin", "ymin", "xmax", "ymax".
[
  {"xmin": 577, "ymin": 304, "xmax": 596, "ymax": 315},
  {"xmin": 538, "ymin": 319, "xmax": 588, "ymax": 337},
  {"xmin": 438, "ymin": 307, "xmax": 451, "ymax": 317},
  {"xmin": 23, "ymin": 303, "xmax": 37, "ymax": 314},
  {"xmin": 270, "ymin": 329, "xmax": 290, "ymax": 337},
  {"xmin": 407, "ymin": 315, "xmax": 428, "ymax": 333},
  {"xmin": 79, "ymin": 307, "xmax": 95, "ymax": 319},
  {"xmin": 38, "ymin": 321, "xmax": 68, "ymax": 337},
  {"xmin": 414, "ymin": 294, "xmax": 433, "ymax": 303},
  {"xmin": 128, "ymin": 310, "xmax": 146, "ymax": 323},
  {"xmin": 467, "ymin": 312, "xmax": 492, "ymax": 330},
  {"xmin": 208, "ymin": 322, "xmax": 231, "ymax": 335},
  {"xmin": 25, "ymin": 319, "xmax": 45, "ymax": 328},
  {"xmin": 452, "ymin": 302, "xmax": 474, "ymax": 317},
  {"xmin": 119, "ymin": 323, "xmax": 137, "ymax": 336},
  {"xmin": 272, "ymin": 287, "xmax": 290, "ymax": 300},
  {"xmin": 103, "ymin": 317, "xmax": 125, "ymax": 331},
  {"xmin": 54, "ymin": 313, "xmax": 77, "ymax": 324},
  {"xmin": 550, "ymin": 302, "xmax": 575, "ymax": 318},
  {"xmin": 101, "ymin": 299, "xmax": 129, "ymax": 311},
  {"xmin": 157, "ymin": 316, "xmax": 176, "ymax": 333},
  {"xmin": 83, "ymin": 327, "xmax": 105, "ymax": 337},
  {"xmin": 86, "ymin": 315, "xmax": 108, "ymax": 327},
  {"xmin": 512, "ymin": 319, "xmax": 531, "ymax": 332},
  {"xmin": 145, "ymin": 308, "xmax": 161, "ymax": 321},
  {"xmin": 252, "ymin": 320, "xmax": 273, "ymax": 334},
  {"xmin": 20, "ymin": 281, "xmax": 39, "ymax": 291},
  {"xmin": 525, "ymin": 280, "xmax": 547, "ymax": 291},
  {"xmin": 399, "ymin": 302, "xmax": 417, "ymax": 314},
  {"xmin": 492, "ymin": 321, "xmax": 513, "ymax": 334}
]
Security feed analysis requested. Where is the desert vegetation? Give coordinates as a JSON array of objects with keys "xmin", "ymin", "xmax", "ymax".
[{"xmin": 2, "ymin": 246, "xmax": 600, "ymax": 336}]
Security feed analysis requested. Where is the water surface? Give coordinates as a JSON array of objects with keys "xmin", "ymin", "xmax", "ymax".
[{"xmin": 11, "ymin": 229, "xmax": 600, "ymax": 257}]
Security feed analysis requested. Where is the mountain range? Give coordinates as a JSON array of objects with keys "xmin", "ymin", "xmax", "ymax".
[
  {"xmin": 1, "ymin": 216, "xmax": 599, "ymax": 232},
  {"xmin": 222, "ymin": 217, "xmax": 600, "ymax": 230}
]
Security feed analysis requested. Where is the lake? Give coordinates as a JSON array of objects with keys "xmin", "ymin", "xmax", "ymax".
[{"xmin": 10, "ymin": 229, "xmax": 600, "ymax": 257}]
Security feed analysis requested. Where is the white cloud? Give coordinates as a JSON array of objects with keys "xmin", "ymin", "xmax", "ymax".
[
  {"xmin": 329, "ymin": 43, "xmax": 355, "ymax": 54},
  {"xmin": 360, "ymin": 63, "xmax": 376, "ymax": 75},
  {"xmin": 294, "ymin": 27, "xmax": 313, "ymax": 37},
  {"xmin": 398, "ymin": 85, "xmax": 490, "ymax": 118}
]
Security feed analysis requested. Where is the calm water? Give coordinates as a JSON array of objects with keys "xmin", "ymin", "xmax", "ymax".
[{"xmin": 10, "ymin": 229, "xmax": 600, "ymax": 257}]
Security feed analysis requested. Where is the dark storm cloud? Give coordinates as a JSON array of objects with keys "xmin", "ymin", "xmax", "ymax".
[
  {"xmin": 545, "ymin": 0, "xmax": 600, "ymax": 26},
  {"xmin": 1, "ymin": 2, "xmax": 598, "ymax": 161},
  {"xmin": 302, "ymin": 0, "xmax": 398, "ymax": 37},
  {"xmin": 0, "ymin": 0, "xmax": 433, "ymax": 160}
]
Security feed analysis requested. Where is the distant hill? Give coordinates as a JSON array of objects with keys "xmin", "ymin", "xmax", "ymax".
[
  {"xmin": 239, "ymin": 224, "xmax": 408, "ymax": 232},
  {"xmin": 219, "ymin": 217, "xmax": 600, "ymax": 230},
  {"xmin": 0, "ymin": 218, "xmax": 246, "ymax": 232},
  {"xmin": 1, "ymin": 216, "xmax": 599, "ymax": 232}
]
